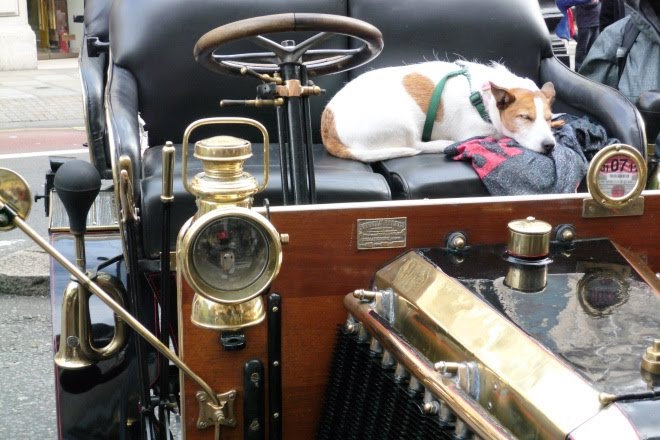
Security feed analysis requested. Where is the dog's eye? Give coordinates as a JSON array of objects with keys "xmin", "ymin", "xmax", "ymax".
[{"xmin": 518, "ymin": 114, "xmax": 531, "ymax": 120}]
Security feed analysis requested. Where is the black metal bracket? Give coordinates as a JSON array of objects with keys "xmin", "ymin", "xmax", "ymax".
[
  {"xmin": 267, "ymin": 293, "xmax": 282, "ymax": 440},
  {"xmin": 243, "ymin": 360, "xmax": 265, "ymax": 440}
]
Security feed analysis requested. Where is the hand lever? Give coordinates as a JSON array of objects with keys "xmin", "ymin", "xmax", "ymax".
[
  {"xmin": 220, "ymin": 98, "xmax": 284, "ymax": 107},
  {"xmin": 53, "ymin": 160, "xmax": 101, "ymax": 269}
]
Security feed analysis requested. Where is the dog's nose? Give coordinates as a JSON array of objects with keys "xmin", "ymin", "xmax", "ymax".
[{"xmin": 543, "ymin": 141, "xmax": 555, "ymax": 154}]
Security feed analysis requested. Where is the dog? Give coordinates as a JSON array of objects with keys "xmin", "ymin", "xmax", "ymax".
[{"xmin": 321, "ymin": 61, "xmax": 557, "ymax": 162}]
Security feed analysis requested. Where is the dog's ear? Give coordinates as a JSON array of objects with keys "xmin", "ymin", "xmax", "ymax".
[
  {"xmin": 540, "ymin": 82, "xmax": 556, "ymax": 106},
  {"xmin": 489, "ymin": 82, "xmax": 516, "ymax": 110}
]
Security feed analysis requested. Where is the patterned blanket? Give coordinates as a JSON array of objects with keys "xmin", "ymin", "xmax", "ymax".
[{"xmin": 444, "ymin": 115, "xmax": 619, "ymax": 195}]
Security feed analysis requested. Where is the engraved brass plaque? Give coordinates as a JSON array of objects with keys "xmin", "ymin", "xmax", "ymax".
[{"xmin": 357, "ymin": 217, "xmax": 406, "ymax": 250}]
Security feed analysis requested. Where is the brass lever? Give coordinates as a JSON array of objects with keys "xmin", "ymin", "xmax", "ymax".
[
  {"xmin": 220, "ymin": 98, "xmax": 284, "ymax": 107},
  {"xmin": 239, "ymin": 66, "xmax": 282, "ymax": 84}
]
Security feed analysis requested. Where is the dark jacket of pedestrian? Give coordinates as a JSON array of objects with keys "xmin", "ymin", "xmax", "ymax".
[
  {"xmin": 579, "ymin": 0, "xmax": 660, "ymax": 102},
  {"xmin": 600, "ymin": 0, "xmax": 626, "ymax": 30}
]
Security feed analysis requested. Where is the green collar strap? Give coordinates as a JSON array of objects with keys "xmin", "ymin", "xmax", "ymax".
[{"xmin": 422, "ymin": 68, "xmax": 491, "ymax": 142}]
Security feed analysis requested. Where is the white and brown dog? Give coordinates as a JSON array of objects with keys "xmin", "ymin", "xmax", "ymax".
[{"xmin": 322, "ymin": 61, "xmax": 557, "ymax": 162}]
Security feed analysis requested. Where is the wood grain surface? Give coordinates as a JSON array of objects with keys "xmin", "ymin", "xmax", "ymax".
[{"xmin": 179, "ymin": 193, "xmax": 660, "ymax": 439}]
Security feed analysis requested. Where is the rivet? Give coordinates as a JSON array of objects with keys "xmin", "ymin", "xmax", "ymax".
[
  {"xmin": 273, "ymin": 360, "xmax": 280, "ymax": 367},
  {"xmin": 273, "ymin": 412, "xmax": 280, "ymax": 419},
  {"xmin": 272, "ymin": 306, "xmax": 279, "ymax": 313},
  {"xmin": 249, "ymin": 419, "xmax": 260, "ymax": 431}
]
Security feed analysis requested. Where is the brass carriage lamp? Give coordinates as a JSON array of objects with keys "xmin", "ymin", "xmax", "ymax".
[{"xmin": 177, "ymin": 117, "xmax": 285, "ymax": 331}]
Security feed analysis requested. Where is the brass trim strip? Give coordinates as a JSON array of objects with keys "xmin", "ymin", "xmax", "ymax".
[{"xmin": 344, "ymin": 294, "xmax": 516, "ymax": 440}]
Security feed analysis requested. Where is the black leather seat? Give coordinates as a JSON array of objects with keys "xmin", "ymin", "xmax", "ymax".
[
  {"xmin": 79, "ymin": 0, "xmax": 112, "ymax": 179},
  {"xmin": 349, "ymin": 0, "xmax": 646, "ymax": 199},
  {"xmin": 106, "ymin": 0, "xmax": 391, "ymax": 258}
]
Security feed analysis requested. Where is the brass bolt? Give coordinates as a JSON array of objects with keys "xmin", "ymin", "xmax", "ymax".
[
  {"xmin": 451, "ymin": 235, "xmax": 466, "ymax": 250},
  {"xmin": 353, "ymin": 289, "xmax": 377, "ymax": 301},
  {"xmin": 560, "ymin": 228, "xmax": 575, "ymax": 242},
  {"xmin": 280, "ymin": 233, "xmax": 290, "ymax": 244},
  {"xmin": 599, "ymin": 392, "xmax": 617, "ymax": 406},
  {"xmin": 434, "ymin": 361, "xmax": 461, "ymax": 375},
  {"xmin": 344, "ymin": 322, "xmax": 358, "ymax": 334},
  {"xmin": 422, "ymin": 401, "xmax": 439, "ymax": 415}
]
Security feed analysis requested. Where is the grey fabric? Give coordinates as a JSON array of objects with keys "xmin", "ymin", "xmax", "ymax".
[{"xmin": 578, "ymin": 0, "xmax": 660, "ymax": 101}]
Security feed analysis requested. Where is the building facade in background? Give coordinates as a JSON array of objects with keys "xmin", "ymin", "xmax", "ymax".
[{"xmin": 0, "ymin": 0, "xmax": 83, "ymax": 70}]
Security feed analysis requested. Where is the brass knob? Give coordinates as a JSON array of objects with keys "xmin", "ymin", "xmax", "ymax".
[
  {"xmin": 641, "ymin": 339, "xmax": 660, "ymax": 375},
  {"xmin": 507, "ymin": 217, "xmax": 552, "ymax": 258}
]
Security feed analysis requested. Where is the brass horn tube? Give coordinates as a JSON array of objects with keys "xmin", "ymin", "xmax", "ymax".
[
  {"xmin": 344, "ymin": 294, "xmax": 516, "ymax": 440},
  {"xmin": 54, "ymin": 274, "xmax": 129, "ymax": 369},
  {"xmin": 5, "ymin": 205, "xmax": 222, "ymax": 411}
]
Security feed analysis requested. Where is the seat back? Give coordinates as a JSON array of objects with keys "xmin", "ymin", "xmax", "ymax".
[
  {"xmin": 80, "ymin": 0, "xmax": 112, "ymax": 178},
  {"xmin": 348, "ymin": 0, "xmax": 553, "ymax": 81},
  {"xmin": 108, "ymin": 0, "xmax": 350, "ymax": 148}
]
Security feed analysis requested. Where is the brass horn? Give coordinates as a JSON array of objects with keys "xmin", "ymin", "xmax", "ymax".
[
  {"xmin": 55, "ymin": 273, "xmax": 129, "ymax": 369},
  {"xmin": 52, "ymin": 160, "xmax": 129, "ymax": 369}
]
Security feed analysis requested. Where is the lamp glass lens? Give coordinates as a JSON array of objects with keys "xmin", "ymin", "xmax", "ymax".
[{"xmin": 191, "ymin": 216, "xmax": 269, "ymax": 292}]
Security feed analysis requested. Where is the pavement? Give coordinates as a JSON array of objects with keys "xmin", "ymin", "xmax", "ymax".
[
  {"xmin": 0, "ymin": 57, "xmax": 84, "ymax": 297},
  {"xmin": 0, "ymin": 58, "xmax": 83, "ymax": 130},
  {"xmin": 0, "ymin": 57, "xmax": 85, "ymax": 439}
]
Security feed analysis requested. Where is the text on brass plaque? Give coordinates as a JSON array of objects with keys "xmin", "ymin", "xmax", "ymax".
[{"xmin": 357, "ymin": 217, "xmax": 407, "ymax": 250}]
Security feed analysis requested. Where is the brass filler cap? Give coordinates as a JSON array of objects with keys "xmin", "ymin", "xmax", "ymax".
[
  {"xmin": 507, "ymin": 216, "xmax": 552, "ymax": 259},
  {"xmin": 194, "ymin": 135, "xmax": 252, "ymax": 161}
]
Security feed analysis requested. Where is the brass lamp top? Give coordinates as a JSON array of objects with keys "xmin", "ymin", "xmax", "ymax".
[
  {"xmin": 194, "ymin": 135, "xmax": 252, "ymax": 161},
  {"xmin": 507, "ymin": 216, "xmax": 552, "ymax": 258},
  {"xmin": 189, "ymin": 135, "xmax": 259, "ymax": 213}
]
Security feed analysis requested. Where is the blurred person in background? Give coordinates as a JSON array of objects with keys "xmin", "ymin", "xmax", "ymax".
[
  {"xmin": 600, "ymin": 0, "xmax": 626, "ymax": 30},
  {"xmin": 574, "ymin": 0, "xmax": 602, "ymax": 70},
  {"xmin": 556, "ymin": 0, "xmax": 603, "ymax": 69},
  {"xmin": 579, "ymin": 0, "xmax": 660, "ymax": 102}
]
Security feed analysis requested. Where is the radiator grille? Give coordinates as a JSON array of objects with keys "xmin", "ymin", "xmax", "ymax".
[{"xmin": 318, "ymin": 328, "xmax": 454, "ymax": 440}]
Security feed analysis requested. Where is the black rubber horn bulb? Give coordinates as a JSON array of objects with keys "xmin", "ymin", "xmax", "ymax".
[{"xmin": 53, "ymin": 160, "xmax": 101, "ymax": 235}]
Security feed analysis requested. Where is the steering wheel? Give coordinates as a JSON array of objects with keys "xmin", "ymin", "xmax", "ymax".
[{"xmin": 193, "ymin": 13, "xmax": 383, "ymax": 77}]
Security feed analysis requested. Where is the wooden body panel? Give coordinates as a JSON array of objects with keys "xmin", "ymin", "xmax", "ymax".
[{"xmin": 179, "ymin": 192, "xmax": 660, "ymax": 439}]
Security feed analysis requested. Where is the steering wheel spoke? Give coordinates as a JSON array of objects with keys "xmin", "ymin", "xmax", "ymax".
[
  {"xmin": 301, "ymin": 47, "xmax": 363, "ymax": 62},
  {"xmin": 248, "ymin": 36, "xmax": 288, "ymax": 56},
  {"xmin": 194, "ymin": 13, "xmax": 383, "ymax": 77},
  {"xmin": 213, "ymin": 51, "xmax": 281, "ymax": 65}
]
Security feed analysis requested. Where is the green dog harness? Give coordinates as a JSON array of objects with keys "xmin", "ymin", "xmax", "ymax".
[{"xmin": 421, "ymin": 67, "xmax": 490, "ymax": 142}]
